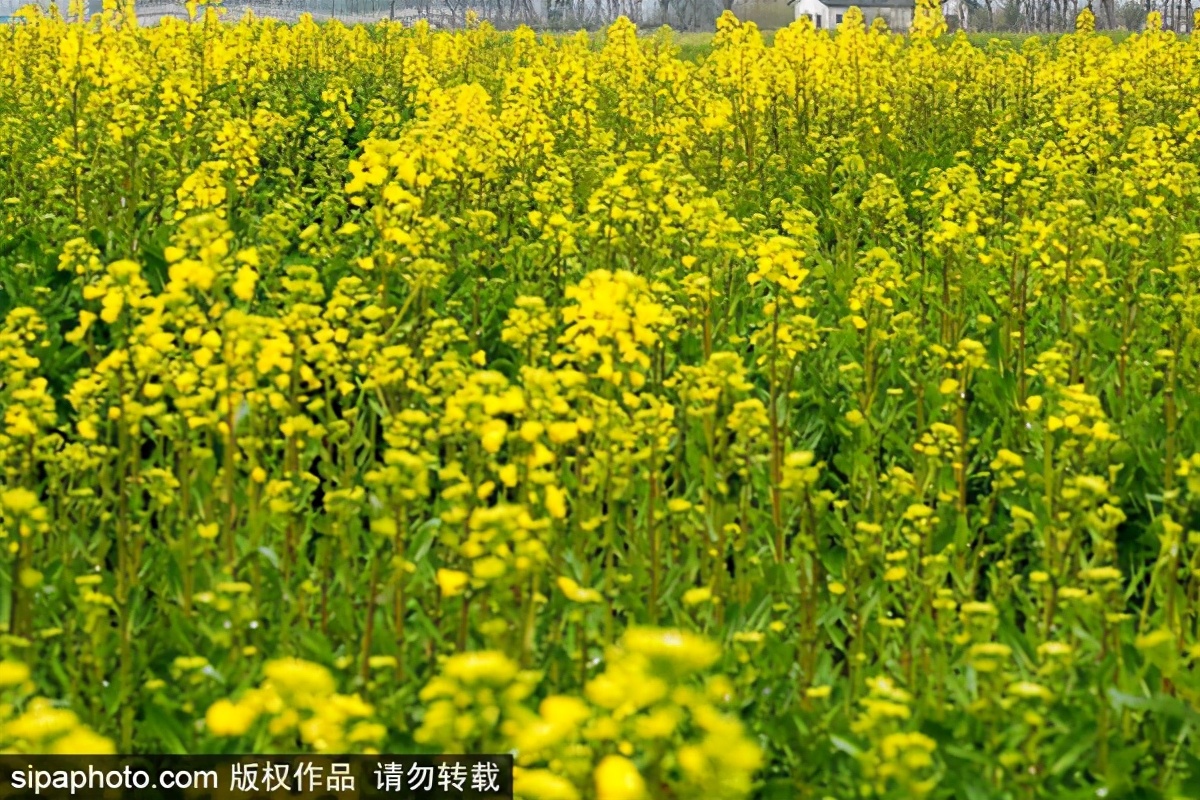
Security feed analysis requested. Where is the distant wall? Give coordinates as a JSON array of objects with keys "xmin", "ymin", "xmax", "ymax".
[
  {"xmin": 796, "ymin": 1, "xmax": 912, "ymax": 29},
  {"xmin": 734, "ymin": 0, "xmax": 793, "ymax": 29},
  {"xmin": 873, "ymin": 5, "xmax": 910, "ymax": 29}
]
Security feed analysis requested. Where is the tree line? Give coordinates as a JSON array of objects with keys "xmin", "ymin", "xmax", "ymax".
[{"xmin": 79, "ymin": 0, "xmax": 1198, "ymax": 35}]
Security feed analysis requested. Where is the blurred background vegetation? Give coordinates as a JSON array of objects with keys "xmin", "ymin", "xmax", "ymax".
[{"xmin": 0, "ymin": 0, "xmax": 1192, "ymax": 35}]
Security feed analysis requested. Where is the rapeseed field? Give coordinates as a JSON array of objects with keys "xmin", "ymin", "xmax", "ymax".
[{"xmin": 3, "ymin": 2, "xmax": 1200, "ymax": 796}]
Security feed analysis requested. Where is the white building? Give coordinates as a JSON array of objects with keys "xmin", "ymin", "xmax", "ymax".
[{"xmin": 794, "ymin": 0, "xmax": 914, "ymax": 30}]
